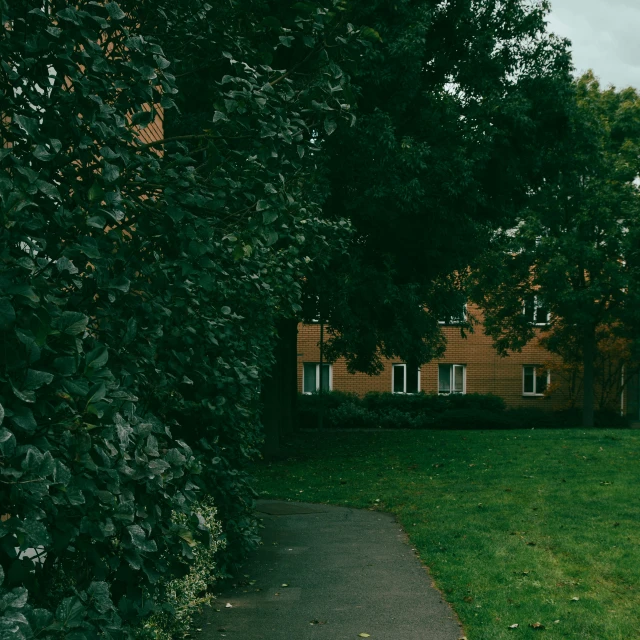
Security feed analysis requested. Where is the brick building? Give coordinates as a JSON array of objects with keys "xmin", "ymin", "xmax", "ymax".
[{"xmin": 297, "ymin": 303, "xmax": 628, "ymax": 413}]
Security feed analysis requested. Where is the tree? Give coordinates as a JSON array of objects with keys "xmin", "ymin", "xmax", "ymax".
[
  {"xmin": 469, "ymin": 72, "xmax": 640, "ymax": 427},
  {"xmin": 303, "ymin": 0, "xmax": 575, "ymax": 374}
]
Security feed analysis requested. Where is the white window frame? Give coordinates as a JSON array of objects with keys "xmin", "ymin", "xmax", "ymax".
[
  {"xmin": 438, "ymin": 303, "xmax": 468, "ymax": 326},
  {"xmin": 522, "ymin": 365, "xmax": 550, "ymax": 397},
  {"xmin": 391, "ymin": 363, "xmax": 421, "ymax": 394},
  {"xmin": 523, "ymin": 296, "xmax": 550, "ymax": 326},
  {"xmin": 438, "ymin": 364, "xmax": 466, "ymax": 395},
  {"xmin": 302, "ymin": 362, "xmax": 332, "ymax": 394}
]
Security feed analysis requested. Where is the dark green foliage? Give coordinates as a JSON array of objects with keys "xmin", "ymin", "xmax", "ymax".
[
  {"xmin": 0, "ymin": 0, "xmax": 358, "ymax": 637},
  {"xmin": 298, "ymin": 392, "xmax": 628, "ymax": 429},
  {"xmin": 304, "ymin": 0, "xmax": 574, "ymax": 374},
  {"xmin": 470, "ymin": 74, "xmax": 640, "ymax": 427}
]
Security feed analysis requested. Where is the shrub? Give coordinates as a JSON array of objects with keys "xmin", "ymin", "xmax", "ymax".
[
  {"xmin": 299, "ymin": 391, "xmax": 629, "ymax": 430},
  {"xmin": 137, "ymin": 501, "xmax": 225, "ymax": 640},
  {"xmin": 0, "ymin": 1, "xmax": 358, "ymax": 637}
]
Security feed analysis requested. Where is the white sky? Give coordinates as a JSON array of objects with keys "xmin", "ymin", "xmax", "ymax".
[{"xmin": 547, "ymin": 0, "xmax": 640, "ymax": 90}]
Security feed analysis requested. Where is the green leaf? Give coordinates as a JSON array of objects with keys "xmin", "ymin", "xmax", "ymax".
[
  {"xmin": 87, "ymin": 582, "xmax": 113, "ymax": 614},
  {"xmin": 265, "ymin": 230, "xmax": 278, "ymax": 246},
  {"xmin": 33, "ymin": 145, "xmax": 56, "ymax": 161},
  {"xmin": 127, "ymin": 525, "xmax": 158, "ymax": 552},
  {"xmin": 36, "ymin": 180, "xmax": 62, "ymax": 201},
  {"xmin": 13, "ymin": 114, "xmax": 39, "ymax": 139},
  {"xmin": 55, "ymin": 597, "xmax": 86, "ymax": 629},
  {"xmin": 360, "ymin": 26, "xmax": 382, "ymax": 42},
  {"xmin": 102, "ymin": 162, "xmax": 120, "ymax": 183},
  {"xmin": 105, "ymin": 2, "xmax": 126, "ymax": 20},
  {"xmin": 324, "ymin": 119, "xmax": 337, "ymax": 136},
  {"xmin": 53, "ymin": 460, "xmax": 71, "ymax": 484},
  {"xmin": 107, "ymin": 276, "xmax": 130, "ymax": 293},
  {"xmin": 86, "ymin": 382, "xmax": 107, "ymax": 406},
  {"xmin": 87, "ymin": 215, "xmax": 106, "ymax": 229},
  {"xmin": 11, "ymin": 383, "xmax": 36, "ymax": 403},
  {"xmin": 56, "ymin": 256, "xmax": 79, "ymax": 274},
  {"xmin": 88, "ymin": 183, "xmax": 104, "ymax": 203},
  {"xmin": 0, "ymin": 298, "xmax": 16, "ymax": 330},
  {"xmin": 55, "ymin": 312, "xmax": 88, "ymax": 335},
  {"xmin": 79, "ymin": 237, "xmax": 101, "ymax": 259},
  {"xmin": 262, "ymin": 211, "xmax": 278, "ymax": 224},
  {"xmin": 54, "ymin": 356, "xmax": 77, "ymax": 376},
  {"xmin": 11, "ymin": 407, "xmax": 37, "ymax": 432},
  {"xmin": 24, "ymin": 369, "xmax": 54, "ymax": 391},
  {"xmin": 8, "ymin": 284, "xmax": 39, "ymax": 303},
  {"xmin": 86, "ymin": 345, "xmax": 109, "ymax": 369}
]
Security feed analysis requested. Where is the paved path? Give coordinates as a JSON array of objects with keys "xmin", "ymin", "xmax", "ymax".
[{"xmin": 198, "ymin": 501, "xmax": 463, "ymax": 640}]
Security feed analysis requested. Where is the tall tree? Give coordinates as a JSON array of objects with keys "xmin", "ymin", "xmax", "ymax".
[
  {"xmin": 305, "ymin": 0, "xmax": 575, "ymax": 374},
  {"xmin": 469, "ymin": 72, "xmax": 640, "ymax": 427}
]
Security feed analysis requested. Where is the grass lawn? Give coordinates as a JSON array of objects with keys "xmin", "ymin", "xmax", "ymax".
[{"xmin": 254, "ymin": 429, "xmax": 640, "ymax": 640}]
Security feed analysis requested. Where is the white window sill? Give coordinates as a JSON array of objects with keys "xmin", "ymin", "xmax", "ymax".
[{"xmin": 522, "ymin": 393, "xmax": 545, "ymax": 397}]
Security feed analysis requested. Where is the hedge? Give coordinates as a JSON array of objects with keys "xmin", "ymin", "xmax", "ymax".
[
  {"xmin": 0, "ymin": 2, "xmax": 358, "ymax": 638},
  {"xmin": 298, "ymin": 392, "xmax": 630, "ymax": 430}
]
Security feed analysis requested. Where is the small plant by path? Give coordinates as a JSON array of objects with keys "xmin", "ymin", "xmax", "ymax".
[{"xmin": 255, "ymin": 429, "xmax": 640, "ymax": 640}]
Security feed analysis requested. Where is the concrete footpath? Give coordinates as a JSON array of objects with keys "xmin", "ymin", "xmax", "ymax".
[{"xmin": 197, "ymin": 501, "xmax": 463, "ymax": 640}]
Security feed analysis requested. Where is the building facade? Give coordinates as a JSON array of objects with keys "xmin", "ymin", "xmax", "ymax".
[{"xmin": 297, "ymin": 303, "xmax": 571, "ymax": 411}]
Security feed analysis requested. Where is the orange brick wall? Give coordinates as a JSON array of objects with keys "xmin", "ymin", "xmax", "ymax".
[{"xmin": 297, "ymin": 304, "xmax": 567, "ymax": 410}]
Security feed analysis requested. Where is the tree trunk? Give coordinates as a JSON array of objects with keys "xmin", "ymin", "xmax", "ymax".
[
  {"xmin": 279, "ymin": 319, "xmax": 298, "ymax": 438},
  {"xmin": 582, "ymin": 326, "xmax": 596, "ymax": 428},
  {"xmin": 260, "ymin": 358, "xmax": 281, "ymax": 459},
  {"xmin": 260, "ymin": 319, "xmax": 299, "ymax": 459}
]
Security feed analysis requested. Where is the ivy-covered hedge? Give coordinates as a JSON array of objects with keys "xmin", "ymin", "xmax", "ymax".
[
  {"xmin": 298, "ymin": 392, "xmax": 629, "ymax": 429},
  {"xmin": 0, "ymin": 1, "xmax": 359, "ymax": 638}
]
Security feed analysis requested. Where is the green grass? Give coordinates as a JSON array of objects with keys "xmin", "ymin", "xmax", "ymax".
[{"xmin": 254, "ymin": 429, "xmax": 640, "ymax": 640}]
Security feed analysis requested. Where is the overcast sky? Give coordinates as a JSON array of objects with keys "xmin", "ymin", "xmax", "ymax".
[{"xmin": 547, "ymin": 0, "xmax": 640, "ymax": 90}]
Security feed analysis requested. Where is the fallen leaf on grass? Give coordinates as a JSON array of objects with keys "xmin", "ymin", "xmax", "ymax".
[
  {"xmin": 571, "ymin": 596, "xmax": 579, "ymax": 601},
  {"xmin": 225, "ymin": 603, "xmax": 232, "ymax": 608},
  {"xmin": 358, "ymin": 634, "xmax": 371, "ymax": 638},
  {"xmin": 509, "ymin": 624, "xmax": 519, "ymax": 629},
  {"xmin": 281, "ymin": 583, "xmax": 289, "ymax": 587},
  {"xmin": 529, "ymin": 622, "xmax": 545, "ymax": 630}
]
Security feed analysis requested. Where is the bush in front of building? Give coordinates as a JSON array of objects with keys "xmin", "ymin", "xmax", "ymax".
[
  {"xmin": 298, "ymin": 391, "xmax": 507, "ymax": 429},
  {"xmin": 298, "ymin": 392, "xmax": 630, "ymax": 429}
]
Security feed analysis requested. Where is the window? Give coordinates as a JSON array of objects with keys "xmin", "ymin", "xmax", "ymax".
[
  {"xmin": 392, "ymin": 364, "xmax": 420, "ymax": 394},
  {"xmin": 523, "ymin": 296, "xmax": 550, "ymax": 325},
  {"xmin": 438, "ymin": 364, "xmax": 465, "ymax": 394},
  {"xmin": 523, "ymin": 365, "xmax": 549, "ymax": 396},
  {"xmin": 438, "ymin": 304, "xmax": 467, "ymax": 325},
  {"xmin": 302, "ymin": 363, "xmax": 331, "ymax": 394}
]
